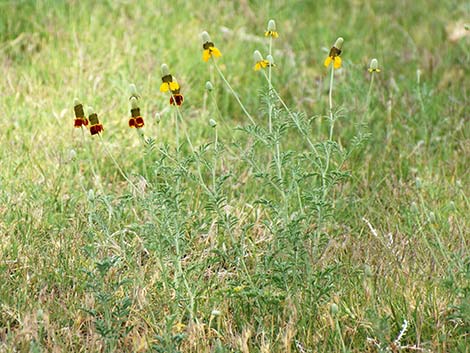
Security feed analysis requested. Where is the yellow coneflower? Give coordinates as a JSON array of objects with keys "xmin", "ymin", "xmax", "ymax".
[
  {"xmin": 73, "ymin": 98, "xmax": 88, "ymax": 127},
  {"xmin": 160, "ymin": 64, "xmax": 180, "ymax": 92},
  {"xmin": 253, "ymin": 50, "xmax": 270, "ymax": 71},
  {"xmin": 129, "ymin": 97, "xmax": 144, "ymax": 128},
  {"xmin": 88, "ymin": 107, "xmax": 104, "ymax": 135},
  {"xmin": 324, "ymin": 37, "xmax": 344, "ymax": 69},
  {"xmin": 368, "ymin": 58, "xmax": 381, "ymax": 73},
  {"xmin": 265, "ymin": 19, "xmax": 279, "ymax": 38},
  {"xmin": 201, "ymin": 31, "xmax": 222, "ymax": 62}
]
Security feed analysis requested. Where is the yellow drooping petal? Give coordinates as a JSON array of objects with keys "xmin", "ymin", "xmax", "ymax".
[
  {"xmin": 254, "ymin": 62, "xmax": 261, "ymax": 71},
  {"xmin": 203, "ymin": 49, "xmax": 211, "ymax": 62},
  {"xmin": 324, "ymin": 56, "xmax": 332, "ymax": 67},
  {"xmin": 160, "ymin": 82, "xmax": 169, "ymax": 92},
  {"xmin": 169, "ymin": 81, "xmax": 179, "ymax": 91},
  {"xmin": 265, "ymin": 31, "xmax": 279, "ymax": 38},
  {"xmin": 333, "ymin": 56, "xmax": 342, "ymax": 69},
  {"xmin": 211, "ymin": 47, "xmax": 222, "ymax": 58}
]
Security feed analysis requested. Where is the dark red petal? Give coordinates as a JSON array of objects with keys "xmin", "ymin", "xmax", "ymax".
[
  {"xmin": 135, "ymin": 117, "xmax": 144, "ymax": 128},
  {"xmin": 129, "ymin": 118, "xmax": 136, "ymax": 127}
]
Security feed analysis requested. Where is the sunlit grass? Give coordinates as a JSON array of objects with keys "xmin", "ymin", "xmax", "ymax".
[{"xmin": 0, "ymin": 1, "xmax": 469, "ymax": 352}]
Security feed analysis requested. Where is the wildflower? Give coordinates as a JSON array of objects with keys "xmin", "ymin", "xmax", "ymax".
[
  {"xmin": 88, "ymin": 107, "xmax": 104, "ymax": 135},
  {"xmin": 129, "ymin": 97, "xmax": 144, "ymax": 128},
  {"xmin": 160, "ymin": 64, "xmax": 180, "ymax": 92},
  {"xmin": 169, "ymin": 89, "xmax": 184, "ymax": 106},
  {"xmin": 201, "ymin": 31, "xmax": 222, "ymax": 62},
  {"xmin": 253, "ymin": 50, "xmax": 270, "ymax": 71},
  {"xmin": 265, "ymin": 19, "xmax": 279, "ymax": 38},
  {"xmin": 324, "ymin": 37, "xmax": 344, "ymax": 69},
  {"xmin": 368, "ymin": 58, "xmax": 381, "ymax": 73},
  {"xmin": 73, "ymin": 98, "xmax": 88, "ymax": 127}
]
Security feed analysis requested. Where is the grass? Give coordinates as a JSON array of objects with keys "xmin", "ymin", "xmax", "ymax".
[{"xmin": 0, "ymin": 0, "xmax": 469, "ymax": 352}]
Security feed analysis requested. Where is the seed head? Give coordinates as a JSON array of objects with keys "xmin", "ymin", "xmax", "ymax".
[
  {"xmin": 161, "ymin": 63, "xmax": 170, "ymax": 77},
  {"xmin": 267, "ymin": 19, "xmax": 276, "ymax": 32},
  {"xmin": 370, "ymin": 58, "xmax": 378, "ymax": 70},
  {"xmin": 334, "ymin": 37, "xmax": 344, "ymax": 50},
  {"xmin": 201, "ymin": 31, "xmax": 211, "ymax": 44},
  {"xmin": 130, "ymin": 97, "xmax": 139, "ymax": 109},
  {"xmin": 253, "ymin": 50, "xmax": 263, "ymax": 63},
  {"xmin": 267, "ymin": 54, "xmax": 274, "ymax": 65},
  {"xmin": 129, "ymin": 83, "xmax": 139, "ymax": 97}
]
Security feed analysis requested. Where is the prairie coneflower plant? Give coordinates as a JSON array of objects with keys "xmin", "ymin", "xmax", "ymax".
[
  {"xmin": 325, "ymin": 37, "xmax": 343, "ymax": 139},
  {"xmin": 201, "ymin": 31, "xmax": 222, "ymax": 62},
  {"xmin": 253, "ymin": 50, "xmax": 270, "ymax": 71},
  {"xmin": 365, "ymin": 58, "xmax": 380, "ymax": 114},
  {"xmin": 201, "ymin": 31, "xmax": 255, "ymax": 125},
  {"xmin": 265, "ymin": 20, "xmax": 278, "ymax": 130},
  {"xmin": 128, "ymin": 97, "xmax": 144, "ymax": 129},
  {"xmin": 128, "ymin": 83, "xmax": 144, "ymax": 129},
  {"xmin": 88, "ymin": 108, "xmax": 104, "ymax": 135},
  {"xmin": 265, "ymin": 19, "xmax": 279, "ymax": 38},
  {"xmin": 73, "ymin": 98, "xmax": 88, "ymax": 128}
]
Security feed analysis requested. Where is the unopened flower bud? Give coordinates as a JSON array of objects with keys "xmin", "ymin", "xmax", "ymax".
[
  {"xmin": 205, "ymin": 81, "xmax": 214, "ymax": 91},
  {"xmin": 448, "ymin": 201, "xmax": 456, "ymax": 211},
  {"xmin": 211, "ymin": 309, "xmax": 221, "ymax": 316},
  {"xmin": 415, "ymin": 177, "xmax": 422, "ymax": 189},
  {"xmin": 154, "ymin": 112, "xmax": 161, "ymax": 124},
  {"xmin": 330, "ymin": 303, "xmax": 339, "ymax": 315},
  {"xmin": 334, "ymin": 37, "xmax": 344, "ymax": 50},
  {"xmin": 87, "ymin": 189, "xmax": 95, "ymax": 202},
  {"xmin": 428, "ymin": 212, "xmax": 436, "ymax": 223},
  {"xmin": 209, "ymin": 119, "xmax": 217, "ymax": 127},
  {"xmin": 69, "ymin": 149, "xmax": 77, "ymax": 160},
  {"xmin": 201, "ymin": 31, "xmax": 211, "ymax": 44},
  {"xmin": 410, "ymin": 201, "xmax": 419, "ymax": 214},
  {"xmin": 161, "ymin": 63, "xmax": 170, "ymax": 76},
  {"xmin": 253, "ymin": 50, "xmax": 263, "ymax": 63},
  {"xmin": 267, "ymin": 19, "xmax": 276, "ymax": 32},
  {"xmin": 465, "ymin": 24, "xmax": 469, "ymax": 31}
]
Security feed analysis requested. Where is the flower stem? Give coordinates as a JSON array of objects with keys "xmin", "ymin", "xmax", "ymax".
[
  {"xmin": 268, "ymin": 36, "xmax": 273, "ymax": 133},
  {"xmin": 98, "ymin": 135, "xmax": 140, "ymax": 194},
  {"xmin": 211, "ymin": 58, "xmax": 256, "ymax": 125},
  {"xmin": 212, "ymin": 127, "xmax": 218, "ymax": 193},
  {"xmin": 261, "ymin": 70, "xmax": 320, "ymax": 159}
]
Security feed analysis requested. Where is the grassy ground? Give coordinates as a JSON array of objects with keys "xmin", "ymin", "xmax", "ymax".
[{"xmin": 0, "ymin": 0, "xmax": 469, "ymax": 352}]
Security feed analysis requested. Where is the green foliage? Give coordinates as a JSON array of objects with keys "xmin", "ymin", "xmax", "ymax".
[{"xmin": 0, "ymin": 0, "xmax": 469, "ymax": 352}]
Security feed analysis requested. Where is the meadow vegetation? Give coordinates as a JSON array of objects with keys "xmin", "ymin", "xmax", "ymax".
[{"xmin": 0, "ymin": 0, "xmax": 469, "ymax": 352}]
